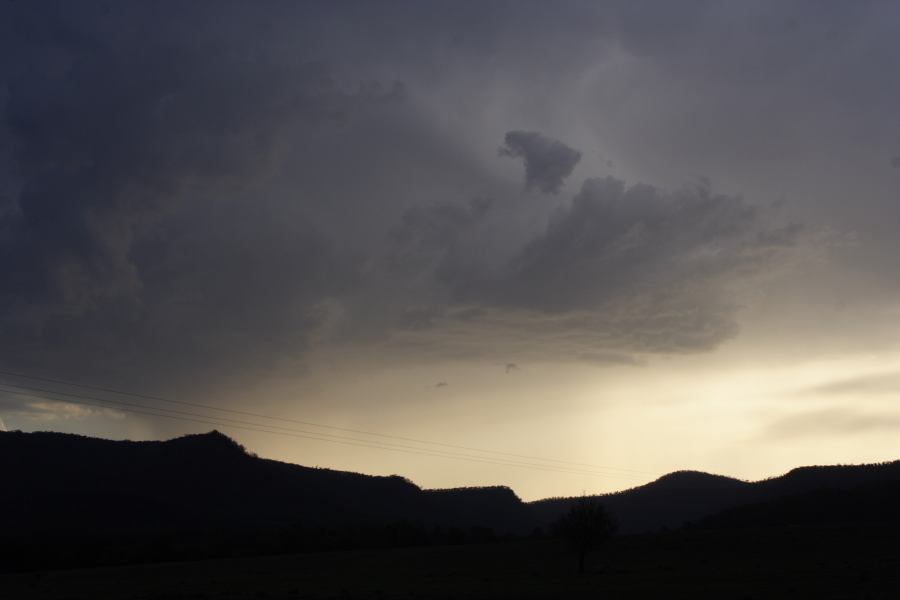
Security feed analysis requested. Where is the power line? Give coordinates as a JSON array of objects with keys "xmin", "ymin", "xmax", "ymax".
[
  {"xmin": 0, "ymin": 368, "xmax": 650, "ymax": 475},
  {"xmin": 0, "ymin": 381, "xmax": 638, "ymax": 479},
  {"xmin": 0, "ymin": 383, "xmax": 646, "ymax": 481},
  {"xmin": 1, "ymin": 384, "xmax": 591, "ymax": 473}
]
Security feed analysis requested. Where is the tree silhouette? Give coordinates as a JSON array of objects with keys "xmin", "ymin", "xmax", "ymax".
[{"xmin": 553, "ymin": 495, "xmax": 616, "ymax": 574}]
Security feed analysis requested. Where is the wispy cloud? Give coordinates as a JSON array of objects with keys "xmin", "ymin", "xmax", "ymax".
[
  {"xmin": 766, "ymin": 407, "xmax": 900, "ymax": 439},
  {"xmin": 802, "ymin": 371, "xmax": 900, "ymax": 398},
  {"xmin": 0, "ymin": 392, "xmax": 125, "ymax": 422}
]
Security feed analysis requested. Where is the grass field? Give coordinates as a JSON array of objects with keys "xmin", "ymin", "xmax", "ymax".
[{"xmin": 4, "ymin": 526, "xmax": 899, "ymax": 599}]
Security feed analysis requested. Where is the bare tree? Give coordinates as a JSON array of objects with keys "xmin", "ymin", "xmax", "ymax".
[{"xmin": 553, "ymin": 495, "xmax": 616, "ymax": 574}]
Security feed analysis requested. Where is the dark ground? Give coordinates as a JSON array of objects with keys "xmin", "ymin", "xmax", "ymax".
[{"xmin": 4, "ymin": 525, "xmax": 899, "ymax": 599}]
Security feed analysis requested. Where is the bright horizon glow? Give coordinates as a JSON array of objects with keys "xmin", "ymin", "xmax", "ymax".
[{"xmin": 7, "ymin": 343, "xmax": 900, "ymax": 501}]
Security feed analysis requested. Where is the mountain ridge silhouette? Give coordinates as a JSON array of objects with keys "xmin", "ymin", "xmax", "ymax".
[{"xmin": 4, "ymin": 428, "xmax": 900, "ymax": 571}]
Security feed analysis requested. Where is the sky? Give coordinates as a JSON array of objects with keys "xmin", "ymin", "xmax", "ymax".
[{"xmin": 1, "ymin": 0, "xmax": 899, "ymax": 500}]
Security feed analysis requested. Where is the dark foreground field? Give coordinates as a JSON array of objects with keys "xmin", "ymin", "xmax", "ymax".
[{"xmin": 5, "ymin": 525, "xmax": 899, "ymax": 599}]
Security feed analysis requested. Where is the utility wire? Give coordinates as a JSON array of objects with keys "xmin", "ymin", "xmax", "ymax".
[
  {"xmin": 0, "ymin": 383, "xmax": 646, "ymax": 481},
  {"xmin": 0, "ymin": 381, "xmax": 639, "ymax": 479},
  {"xmin": 1, "ymin": 384, "xmax": 593, "ymax": 474},
  {"xmin": 0, "ymin": 368, "xmax": 650, "ymax": 475}
]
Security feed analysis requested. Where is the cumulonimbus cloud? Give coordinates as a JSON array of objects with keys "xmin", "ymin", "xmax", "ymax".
[{"xmin": 0, "ymin": 0, "xmax": 837, "ymax": 407}]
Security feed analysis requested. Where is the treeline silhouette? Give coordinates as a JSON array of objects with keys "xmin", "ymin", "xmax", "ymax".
[{"xmin": 4, "ymin": 429, "xmax": 900, "ymax": 573}]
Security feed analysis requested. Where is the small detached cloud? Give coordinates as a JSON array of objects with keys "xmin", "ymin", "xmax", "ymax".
[
  {"xmin": 505, "ymin": 363, "xmax": 519, "ymax": 373},
  {"xmin": 500, "ymin": 131, "xmax": 582, "ymax": 194}
]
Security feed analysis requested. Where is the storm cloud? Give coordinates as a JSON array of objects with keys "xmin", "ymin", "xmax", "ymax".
[
  {"xmin": 0, "ymin": 1, "xmax": 381, "ymax": 393},
  {"xmin": 378, "ymin": 171, "xmax": 805, "ymax": 364},
  {"xmin": 0, "ymin": 0, "xmax": 896, "ymax": 417},
  {"xmin": 499, "ymin": 131, "xmax": 582, "ymax": 194}
]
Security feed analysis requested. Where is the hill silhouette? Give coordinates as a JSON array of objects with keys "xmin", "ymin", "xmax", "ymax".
[
  {"xmin": 4, "ymin": 429, "xmax": 900, "ymax": 572},
  {"xmin": 531, "ymin": 461, "xmax": 900, "ymax": 533},
  {"xmin": 0, "ymin": 430, "xmax": 533, "ymax": 535},
  {"xmin": 698, "ymin": 470, "xmax": 900, "ymax": 529}
]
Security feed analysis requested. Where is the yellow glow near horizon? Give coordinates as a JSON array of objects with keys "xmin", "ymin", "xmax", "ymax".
[
  {"xmin": 8, "ymin": 346, "xmax": 900, "ymax": 502},
  {"xmin": 181, "ymin": 346, "xmax": 900, "ymax": 502}
]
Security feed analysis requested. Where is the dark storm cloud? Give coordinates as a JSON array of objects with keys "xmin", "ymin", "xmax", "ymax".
[
  {"xmin": 3, "ymin": 47, "xmax": 341, "ymax": 310},
  {"xmin": 500, "ymin": 131, "xmax": 582, "ymax": 194},
  {"xmin": 0, "ymin": 1, "xmax": 382, "ymax": 394},
  {"xmin": 387, "ymin": 197, "xmax": 493, "ymax": 275},
  {"xmin": 0, "ymin": 0, "xmax": 866, "ymax": 408},
  {"xmin": 382, "ymin": 171, "xmax": 803, "ymax": 362},
  {"xmin": 496, "ymin": 176, "xmax": 760, "ymax": 312}
]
